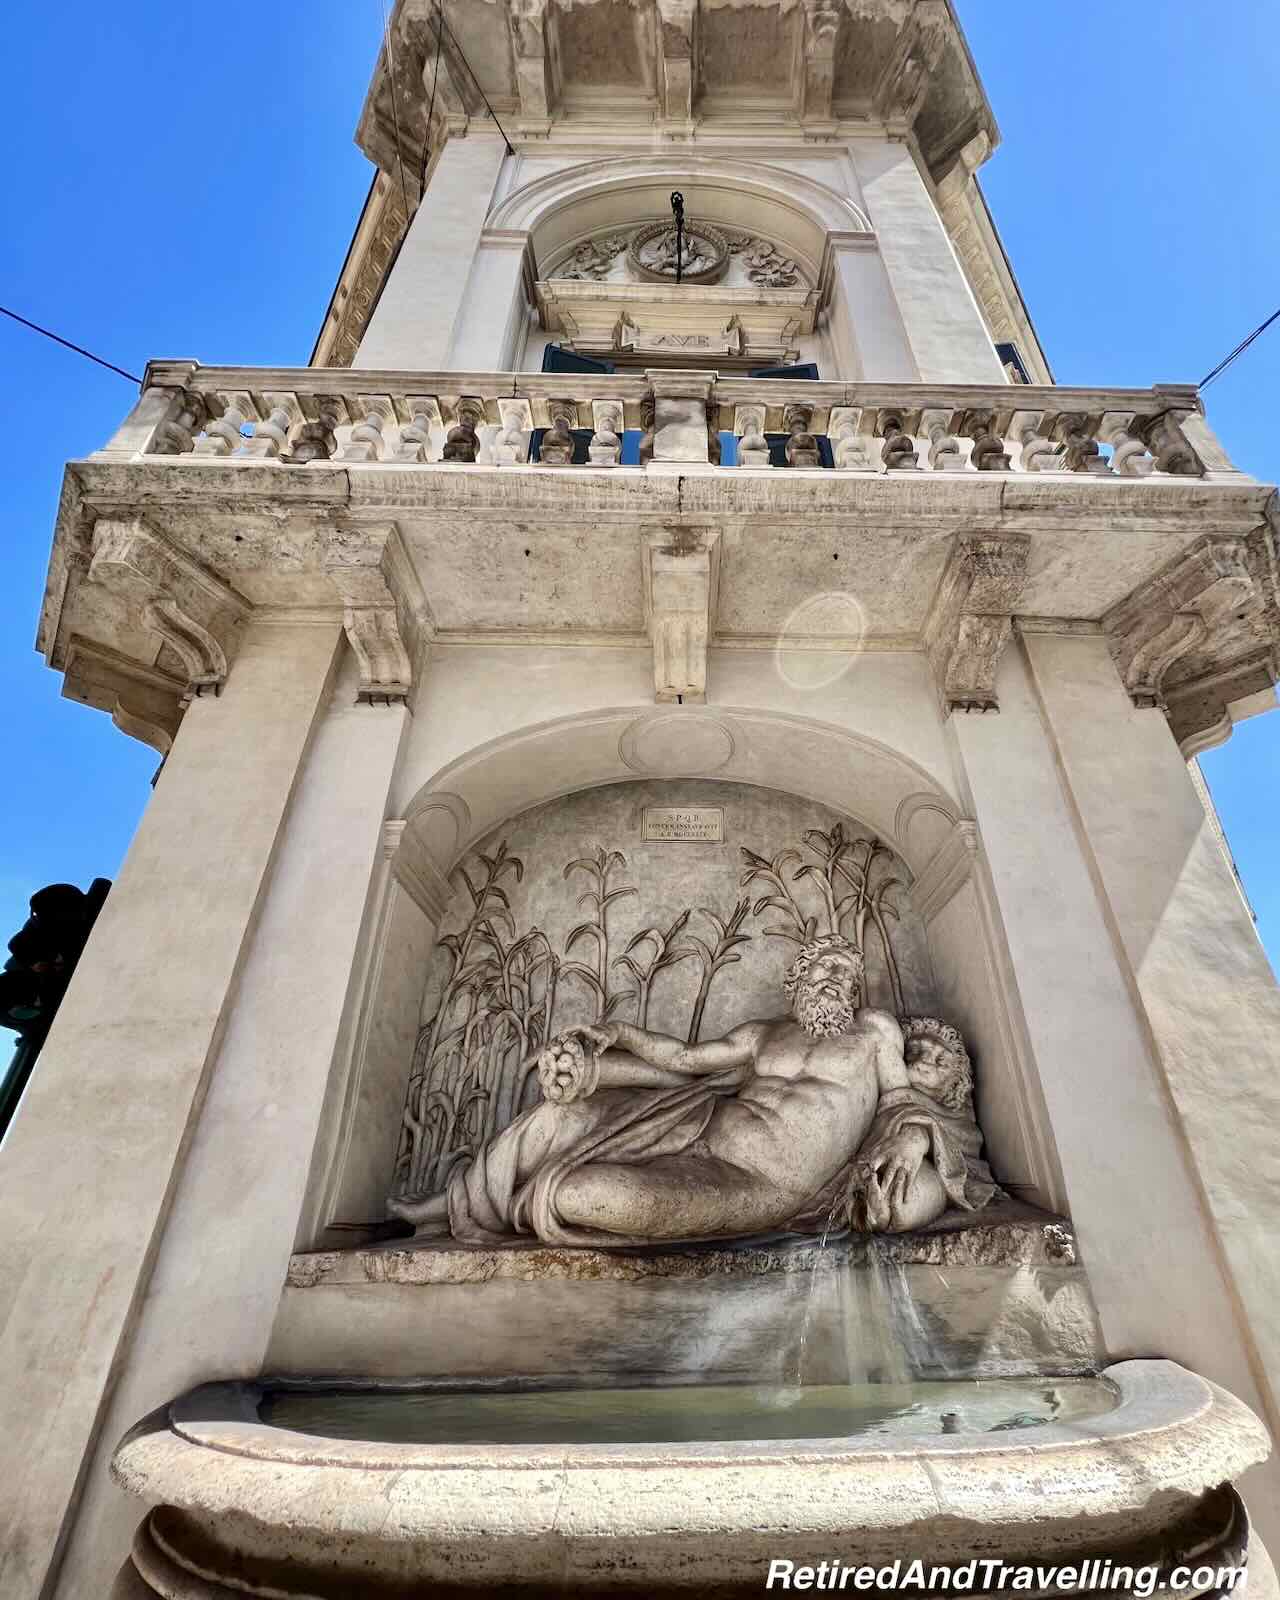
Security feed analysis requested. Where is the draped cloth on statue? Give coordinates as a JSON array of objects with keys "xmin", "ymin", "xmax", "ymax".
[
  {"xmin": 446, "ymin": 1071, "xmax": 744, "ymax": 1247},
  {"xmin": 790, "ymin": 1084, "xmax": 997, "ymax": 1231}
]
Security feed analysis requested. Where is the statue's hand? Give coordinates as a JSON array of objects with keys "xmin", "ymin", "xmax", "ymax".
[
  {"xmin": 562, "ymin": 1022, "xmax": 618, "ymax": 1055},
  {"xmin": 854, "ymin": 1125, "xmax": 930, "ymax": 1217}
]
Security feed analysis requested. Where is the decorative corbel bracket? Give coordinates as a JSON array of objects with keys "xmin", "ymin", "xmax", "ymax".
[
  {"xmin": 1103, "ymin": 532, "xmax": 1278, "ymax": 753},
  {"xmin": 505, "ymin": 0, "xmax": 555, "ymax": 128},
  {"xmin": 61, "ymin": 635, "xmax": 186, "ymax": 755},
  {"xmin": 924, "ymin": 534, "xmax": 1031, "ymax": 714},
  {"xmin": 656, "ymin": 0, "xmax": 697, "ymax": 125},
  {"xmin": 643, "ymin": 527, "xmax": 721, "ymax": 704},
  {"xmin": 1103, "ymin": 537, "xmax": 1257, "ymax": 709},
  {"xmin": 87, "ymin": 518, "xmax": 247, "ymax": 698},
  {"xmin": 324, "ymin": 524, "xmax": 427, "ymax": 705},
  {"xmin": 799, "ymin": 0, "xmax": 842, "ymax": 128}
]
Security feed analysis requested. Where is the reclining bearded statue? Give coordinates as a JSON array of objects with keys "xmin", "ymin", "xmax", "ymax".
[{"xmin": 388, "ymin": 934, "xmax": 996, "ymax": 1247}]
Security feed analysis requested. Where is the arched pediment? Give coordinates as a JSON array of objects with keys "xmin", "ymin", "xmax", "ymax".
[
  {"xmin": 487, "ymin": 153, "xmax": 874, "ymax": 287},
  {"xmin": 397, "ymin": 705, "xmax": 958, "ymax": 890}
]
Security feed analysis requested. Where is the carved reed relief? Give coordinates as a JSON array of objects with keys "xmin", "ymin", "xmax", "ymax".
[{"xmin": 393, "ymin": 823, "xmax": 908, "ymax": 1202}]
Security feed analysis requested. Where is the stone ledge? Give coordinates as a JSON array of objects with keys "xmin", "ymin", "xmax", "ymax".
[{"xmin": 288, "ymin": 1198, "xmax": 1073, "ymax": 1289}]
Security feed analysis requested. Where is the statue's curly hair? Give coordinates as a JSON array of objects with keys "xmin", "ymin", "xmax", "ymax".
[
  {"xmin": 899, "ymin": 1015, "xmax": 973, "ymax": 1110},
  {"xmin": 782, "ymin": 934, "xmax": 864, "ymax": 1001}
]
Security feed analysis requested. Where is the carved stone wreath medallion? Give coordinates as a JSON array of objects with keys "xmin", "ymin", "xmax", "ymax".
[{"xmin": 628, "ymin": 220, "xmax": 731, "ymax": 285}]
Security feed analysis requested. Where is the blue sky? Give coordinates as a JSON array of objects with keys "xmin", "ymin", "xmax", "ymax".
[{"xmin": 3, "ymin": 3, "xmax": 1277, "ymax": 965}]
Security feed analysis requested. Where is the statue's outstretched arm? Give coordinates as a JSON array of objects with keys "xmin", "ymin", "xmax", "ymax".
[{"xmin": 573, "ymin": 1020, "xmax": 764, "ymax": 1081}]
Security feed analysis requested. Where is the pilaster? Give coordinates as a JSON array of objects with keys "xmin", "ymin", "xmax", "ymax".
[
  {"xmin": 353, "ymin": 135, "xmax": 509, "ymax": 371},
  {"xmin": 1021, "ymin": 630, "xmax": 1280, "ymax": 1453},
  {"xmin": 51, "ymin": 647, "xmax": 415, "ymax": 1596},
  {"xmin": 0, "ymin": 620, "xmax": 344, "ymax": 1600},
  {"xmin": 949, "ymin": 638, "xmax": 1280, "ymax": 1536}
]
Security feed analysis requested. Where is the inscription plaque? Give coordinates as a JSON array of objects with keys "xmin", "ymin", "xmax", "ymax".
[{"xmin": 641, "ymin": 806, "xmax": 724, "ymax": 842}]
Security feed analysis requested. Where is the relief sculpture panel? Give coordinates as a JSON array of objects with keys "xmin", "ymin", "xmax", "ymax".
[{"xmin": 390, "ymin": 782, "xmax": 995, "ymax": 1248}]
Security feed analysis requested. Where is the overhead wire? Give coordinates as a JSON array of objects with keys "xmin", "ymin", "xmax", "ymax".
[
  {"xmin": 433, "ymin": 1, "xmax": 515, "ymax": 155},
  {"xmin": 0, "ymin": 304, "xmax": 141, "ymax": 385},
  {"xmin": 1200, "ymin": 306, "xmax": 1280, "ymax": 390}
]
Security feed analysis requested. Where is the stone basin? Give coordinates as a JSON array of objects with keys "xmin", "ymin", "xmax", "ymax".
[{"xmin": 110, "ymin": 1361, "xmax": 1269, "ymax": 1597}]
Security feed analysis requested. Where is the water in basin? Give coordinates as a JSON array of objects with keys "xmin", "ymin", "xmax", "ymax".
[{"xmin": 261, "ymin": 1376, "xmax": 1117, "ymax": 1447}]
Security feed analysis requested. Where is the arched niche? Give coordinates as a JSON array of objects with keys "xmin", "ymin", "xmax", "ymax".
[
  {"xmin": 490, "ymin": 153, "xmax": 874, "ymax": 289},
  {"xmin": 298, "ymin": 708, "xmax": 1064, "ymax": 1249}
]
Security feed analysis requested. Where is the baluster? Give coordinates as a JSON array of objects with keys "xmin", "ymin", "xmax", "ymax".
[
  {"xmin": 442, "ymin": 397, "xmax": 484, "ymax": 463},
  {"xmin": 876, "ymin": 408, "xmax": 919, "ymax": 470},
  {"xmin": 783, "ymin": 403, "xmax": 820, "ymax": 467},
  {"xmin": 242, "ymin": 394, "xmax": 299, "ymax": 460},
  {"xmin": 827, "ymin": 407, "xmax": 873, "ymax": 470},
  {"xmin": 1099, "ymin": 412, "xmax": 1153, "ymax": 478},
  {"xmin": 922, "ymin": 408, "xmax": 964, "ymax": 471},
  {"xmin": 494, "ymin": 398, "xmax": 532, "ymax": 466},
  {"xmin": 1010, "ymin": 409, "xmax": 1054, "ymax": 472},
  {"xmin": 734, "ymin": 403, "xmax": 771, "ymax": 467},
  {"xmin": 960, "ymin": 408, "xmax": 1011, "ymax": 472},
  {"xmin": 1133, "ymin": 411, "xmax": 1204, "ymax": 476},
  {"xmin": 150, "ymin": 392, "xmax": 209, "ymax": 456},
  {"xmin": 589, "ymin": 400, "xmax": 623, "ymax": 466},
  {"xmin": 192, "ymin": 396, "xmax": 251, "ymax": 457},
  {"xmin": 285, "ymin": 398, "xmax": 345, "ymax": 465},
  {"xmin": 539, "ymin": 399, "xmax": 577, "ymax": 465},
  {"xmin": 1051, "ymin": 412, "xmax": 1111, "ymax": 474},
  {"xmin": 341, "ymin": 396, "xmax": 394, "ymax": 463},
  {"xmin": 394, "ymin": 396, "xmax": 443, "ymax": 464}
]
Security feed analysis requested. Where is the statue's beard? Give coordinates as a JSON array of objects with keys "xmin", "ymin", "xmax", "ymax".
[{"xmin": 792, "ymin": 984, "xmax": 858, "ymax": 1038}]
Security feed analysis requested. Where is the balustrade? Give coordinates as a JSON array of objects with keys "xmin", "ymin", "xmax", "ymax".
[{"xmin": 119, "ymin": 362, "xmax": 1223, "ymax": 481}]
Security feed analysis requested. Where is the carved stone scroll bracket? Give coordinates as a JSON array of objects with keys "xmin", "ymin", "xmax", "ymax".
[
  {"xmin": 800, "ymin": 0, "xmax": 842, "ymax": 128},
  {"xmin": 506, "ymin": 0, "xmax": 555, "ymax": 128},
  {"xmin": 1103, "ymin": 536, "xmax": 1262, "ymax": 714},
  {"xmin": 924, "ymin": 534, "xmax": 1031, "ymax": 715},
  {"xmin": 656, "ymin": 0, "xmax": 696, "ymax": 126},
  {"xmin": 61, "ymin": 635, "xmax": 186, "ymax": 755},
  {"xmin": 87, "ymin": 517, "xmax": 248, "ymax": 698},
  {"xmin": 324, "ymin": 524, "xmax": 427, "ymax": 706},
  {"xmin": 643, "ymin": 528, "xmax": 720, "ymax": 704}
]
